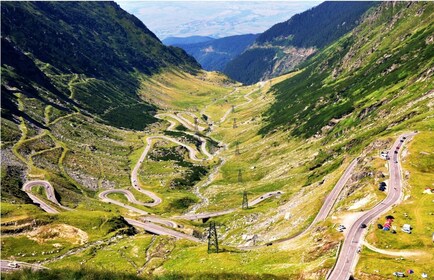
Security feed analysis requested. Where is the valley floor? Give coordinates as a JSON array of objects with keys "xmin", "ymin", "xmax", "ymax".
[{"xmin": 2, "ymin": 69, "xmax": 432, "ymax": 279}]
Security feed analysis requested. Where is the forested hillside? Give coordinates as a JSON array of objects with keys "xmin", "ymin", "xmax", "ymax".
[
  {"xmin": 1, "ymin": 1, "xmax": 199, "ymax": 130},
  {"xmin": 261, "ymin": 1, "xmax": 433, "ymax": 140},
  {"xmin": 224, "ymin": 1, "xmax": 376, "ymax": 84}
]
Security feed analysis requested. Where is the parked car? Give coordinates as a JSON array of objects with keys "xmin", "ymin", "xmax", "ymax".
[
  {"xmin": 7, "ymin": 262, "xmax": 19, "ymax": 268},
  {"xmin": 336, "ymin": 225, "xmax": 346, "ymax": 232},
  {"xmin": 393, "ymin": 272, "xmax": 405, "ymax": 277},
  {"xmin": 361, "ymin": 224, "xmax": 367, "ymax": 228}
]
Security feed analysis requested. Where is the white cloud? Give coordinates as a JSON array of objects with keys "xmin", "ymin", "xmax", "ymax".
[{"xmin": 117, "ymin": 1, "xmax": 322, "ymax": 39}]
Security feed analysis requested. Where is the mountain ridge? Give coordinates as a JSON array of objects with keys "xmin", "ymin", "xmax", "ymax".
[
  {"xmin": 163, "ymin": 35, "xmax": 215, "ymax": 46},
  {"xmin": 172, "ymin": 34, "xmax": 258, "ymax": 71},
  {"xmin": 1, "ymin": 1, "xmax": 200, "ymax": 130},
  {"xmin": 223, "ymin": 1, "xmax": 376, "ymax": 84}
]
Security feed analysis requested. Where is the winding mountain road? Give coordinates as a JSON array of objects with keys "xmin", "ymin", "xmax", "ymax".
[
  {"xmin": 314, "ymin": 158, "xmax": 359, "ymax": 224},
  {"xmin": 129, "ymin": 133, "xmax": 209, "ymax": 209},
  {"xmin": 219, "ymin": 83, "xmax": 263, "ymax": 124},
  {"xmin": 328, "ymin": 132, "xmax": 416, "ymax": 280},
  {"xmin": 155, "ymin": 114, "xmax": 214, "ymax": 160},
  {"xmin": 98, "ymin": 189, "xmax": 177, "ymax": 228},
  {"xmin": 98, "ymin": 189, "xmax": 149, "ymax": 215},
  {"xmin": 22, "ymin": 180, "xmax": 71, "ymax": 213},
  {"xmin": 0, "ymin": 260, "xmax": 48, "ymax": 273},
  {"xmin": 176, "ymin": 191, "xmax": 284, "ymax": 220},
  {"xmin": 124, "ymin": 218, "xmax": 201, "ymax": 242},
  {"xmin": 20, "ymin": 86, "xmax": 412, "ymax": 257},
  {"xmin": 157, "ymin": 112, "xmax": 206, "ymax": 132}
]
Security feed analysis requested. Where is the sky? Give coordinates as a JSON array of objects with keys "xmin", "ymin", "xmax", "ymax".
[{"xmin": 117, "ymin": 1, "xmax": 322, "ymax": 40}]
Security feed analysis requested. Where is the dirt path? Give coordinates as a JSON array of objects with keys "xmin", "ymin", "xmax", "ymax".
[{"xmin": 362, "ymin": 241, "xmax": 427, "ymax": 257}]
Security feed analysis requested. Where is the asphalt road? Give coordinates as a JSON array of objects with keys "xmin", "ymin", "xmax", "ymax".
[
  {"xmin": 98, "ymin": 189, "xmax": 177, "ymax": 228},
  {"xmin": 314, "ymin": 158, "xmax": 359, "ymax": 224},
  {"xmin": 177, "ymin": 191, "xmax": 284, "ymax": 220},
  {"xmin": 130, "ymin": 133, "xmax": 211, "ymax": 208},
  {"xmin": 22, "ymin": 180, "xmax": 72, "ymax": 213},
  {"xmin": 328, "ymin": 132, "xmax": 416, "ymax": 280},
  {"xmin": 155, "ymin": 114, "xmax": 214, "ymax": 160},
  {"xmin": 158, "ymin": 112, "xmax": 206, "ymax": 132},
  {"xmin": 124, "ymin": 218, "xmax": 201, "ymax": 243},
  {"xmin": 98, "ymin": 189, "xmax": 149, "ymax": 215},
  {"xmin": 219, "ymin": 84, "xmax": 262, "ymax": 124},
  {"xmin": 238, "ymin": 159, "xmax": 360, "ymax": 249},
  {"xmin": 0, "ymin": 260, "xmax": 47, "ymax": 273}
]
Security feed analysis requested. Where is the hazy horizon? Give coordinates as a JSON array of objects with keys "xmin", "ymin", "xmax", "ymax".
[{"xmin": 116, "ymin": 1, "xmax": 321, "ymax": 40}]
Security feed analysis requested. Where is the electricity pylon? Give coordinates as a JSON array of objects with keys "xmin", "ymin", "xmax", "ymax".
[
  {"xmin": 242, "ymin": 190, "xmax": 248, "ymax": 209},
  {"xmin": 194, "ymin": 117, "xmax": 199, "ymax": 131},
  {"xmin": 207, "ymin": 221, "xmax": 219, "ymax": 253}
]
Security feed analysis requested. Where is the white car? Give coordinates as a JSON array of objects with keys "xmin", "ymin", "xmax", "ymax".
[
  {"xmin": 8, "ymin": 262, "xmax": 19, "ymax": 268},
  {"xmin": 393, "ymin": 272, "xmax": 405, "ymax": 277},
  {"xmin": 336, "ymin": 225, "xmax": 346, "ymax": 232}
]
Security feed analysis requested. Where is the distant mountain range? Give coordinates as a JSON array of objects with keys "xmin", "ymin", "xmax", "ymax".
[
  {"xmin": 163, "ymin": 34, "xmax": 258, "ymax": 72},
  {"xmin": 162, "ymin": 36, "xmax": 215, "ymax": 46},
  {"xmin": 165, "ymin": 34, "xmax": 258, "ymax": 71},
  {"xmin": 169, "ymin": 2, "xmax": 376, "ymax": 85},
  {"xmin": 223, "ymin": 1, "xmax": 376, "ymax": 84}
]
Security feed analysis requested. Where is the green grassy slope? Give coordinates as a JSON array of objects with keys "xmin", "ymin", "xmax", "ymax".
[
  {"xmin": 356, "ymin": 132, "xmax": 434, "ymax": 279},
  {"xmin": 261, "ymin": 2, "xmax": 433, "ymax": 140}
]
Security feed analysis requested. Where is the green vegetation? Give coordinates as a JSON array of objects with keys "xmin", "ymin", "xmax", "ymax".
[
  {"xmin": 224, "ymin": 48, "xmax": 277, "ymax": 85},
  {"xmin": 224, "ymin": 2, "xmax": 376, "ymax": 84},
  {"xmin": 1, "ymin": 1, "xmax": 199, "ymax": 130},
  {"xmin": 176, "ymin": 34, "xmax": 258, "ymax": 72},
  {"xmin": 261, "ymin": 2, "xmax": 434, "ymax": 141},
  {"xmin": 1, "ymin": 1, "xmax": 433, "ymax": 280},
  {"xmin": 356, "ymin": 132, "xmax": 434, "ymax": 278}
]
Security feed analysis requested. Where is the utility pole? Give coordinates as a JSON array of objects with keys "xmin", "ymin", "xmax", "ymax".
[
  {"xmin": 238, "ymin": 169, "xmax": 242, "ymax": 183},
  {"xmin": 233, "ymin": 118, "xmax": 237, "ymax": 128},
  {"xmin": 194, "ymin": 117, "xmax": 199, "ymax": 132},
  {"xmin": 207, "ymin": 221, "xmax": 219, "ymax": 253},
  {"xmin": 235, "ymin": 141, "xmax": 240, "ymax": 155},
  {"xmin": 232, "ymin": 104, "xmax": 235, "ymax": 113},
  {"xmin": 242, "ymin": 190, "xmax": 248, "ymax": 209}
]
